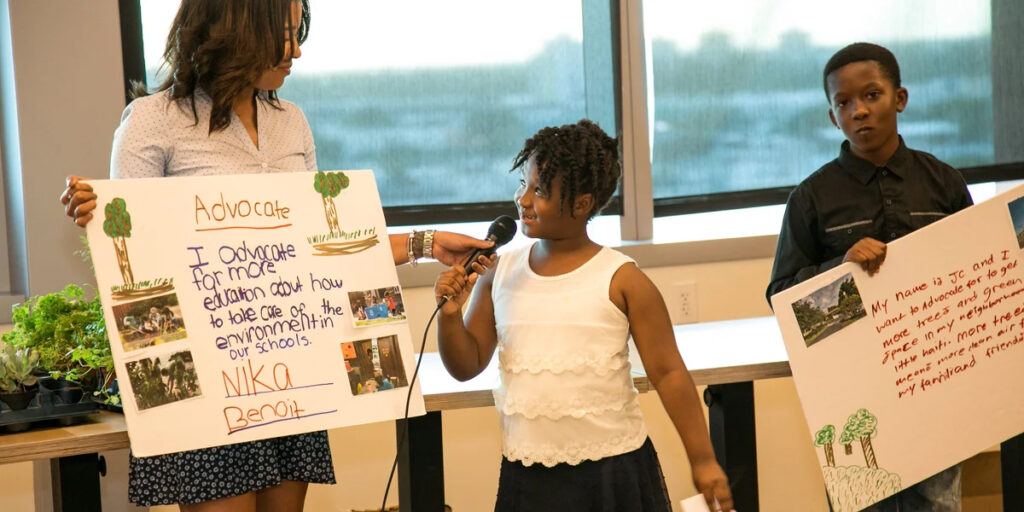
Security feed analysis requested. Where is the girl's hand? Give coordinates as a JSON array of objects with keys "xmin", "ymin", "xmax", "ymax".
[
  {"xmin": 60, "ymin": 175, "xmax": 97, "ymax": 227},
  {"xmin": 433, "ymin": 253, "xmax": 495, "ymax": 315},
  {"xmin": 692, "ymin": 460, "xmax": 734, "ymax": 512},
  {"xmin": 434, "ymin": 266, "xmax": 472, "ymax": 315},
  {"xmin": 431, "ymin": 231, "xmax": 494, "ymax": 267}
]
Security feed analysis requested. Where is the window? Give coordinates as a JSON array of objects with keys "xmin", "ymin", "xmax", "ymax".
[
  {"xmin": 126, "ymin": 1, "xmax": 1024, "ymax": 243},
  {"xmin": 643, "ymin": 0, "xmax": 1023, "ymax": 217},
  {"xmin": 135, "ymin": 0, "xmax": 619, "ymax": 225}
]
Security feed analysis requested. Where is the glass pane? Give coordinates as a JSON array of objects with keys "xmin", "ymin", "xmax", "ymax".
[
  {"xmin": 643, "ymin": 0, "xmax": 992, "ymax": 199},
  {"xmin": 140, "ymin": 1, "xmax": 603, "ymax": 209}
]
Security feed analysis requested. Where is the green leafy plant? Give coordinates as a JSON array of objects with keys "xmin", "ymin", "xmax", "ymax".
[
  {"xmin": 0, "ymin": 346, "xmax": 41, "ymax": 393},
  {"xmin": 2, "ymin": 284, "xmax": 118, "ymax": 405}
]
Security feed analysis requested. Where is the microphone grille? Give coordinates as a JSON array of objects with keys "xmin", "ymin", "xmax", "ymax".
[{"xmin": 488, "ymin": 215, "xmax": 517, "ymax": 246}]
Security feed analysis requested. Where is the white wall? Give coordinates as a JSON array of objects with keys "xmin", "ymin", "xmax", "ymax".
[{"xmin": 2, "ymin": 0, "xmax": 125, "ymax": 298}]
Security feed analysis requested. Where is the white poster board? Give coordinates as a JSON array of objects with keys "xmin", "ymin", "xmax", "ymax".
[
  {"xmin": 85, "ymin": 171, "xmax": 425, "ymax": 457},
  {"xmin": 771, "ymin": 184, "xmax": 1024, "ymax": 511}
]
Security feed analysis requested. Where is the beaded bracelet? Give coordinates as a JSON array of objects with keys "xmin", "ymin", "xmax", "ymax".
[{"xmin": 407, "ymin": 230, "xmax": 418, "ymax": 266}]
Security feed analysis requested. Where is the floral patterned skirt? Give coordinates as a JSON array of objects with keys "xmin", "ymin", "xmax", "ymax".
[{"xmin": 128, "ymin": 431, "xmax": 335, "ymax": 506}]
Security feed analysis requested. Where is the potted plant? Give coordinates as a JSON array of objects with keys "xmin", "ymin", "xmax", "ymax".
[
  {"xmin": 0, "ymin": 346, "xmax": 41, "ymax": 410},
  {"xmin": 2, "ymin": 284, "xmax": 119, "ymax": 407}
]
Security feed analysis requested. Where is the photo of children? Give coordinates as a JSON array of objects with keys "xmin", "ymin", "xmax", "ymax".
[
  {"xmin": 124, "ymin": 349, "xmax": 202, "ymax": 411},
  {"xmin": 111, "ymin": 293, "xmax": 188, "ymax": 351},
  {"xmin": 1008, "ymin": 196, "xmax": 1024, "ymax": 249},
  {"xmin": 347, "ymin": 286, "xmax": 406, "ymax": 327},
  {"xmin": 791, "ymin": 272, "xmax": 867, "ymax": 347},
  {"xmin": 340, "ymin": 335, "xmax": 408, "ymax": 395}
]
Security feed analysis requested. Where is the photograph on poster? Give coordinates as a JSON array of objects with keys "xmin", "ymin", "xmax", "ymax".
[
  {"xmin": 791, "ymin": 272, "xmax": 867, "ymax": 347},
  {"xmin": 347, "ymin": 286, "xmax": 406, "ymax": 327},
  {"xmin": 1008, "ymin": 196, "xmax": 1024, "ymax": 249},
  {"xmin": 111, "ymin": 292, "xmax": 188, "ymax": 351},
  {"xmin": 341, "ymin": 335, "xmax": 408, "ymax": 395},
  {"xmin": 125, "ymin": 349, "xmax": 203, "ymax": 411}
]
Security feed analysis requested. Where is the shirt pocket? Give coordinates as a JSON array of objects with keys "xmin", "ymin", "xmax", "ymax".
[
  {"xmin": 823, "ymin": 219, "xmax": 873, "ymax": 255},
  {"xmin": 909, "ymin": 211, "xmax": 948, "ymax": 230}
]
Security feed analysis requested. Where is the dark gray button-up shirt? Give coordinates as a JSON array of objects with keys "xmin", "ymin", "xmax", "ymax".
[{"xmin": 767, "ymin": 137, "xmax": 973, "ymax": 303}]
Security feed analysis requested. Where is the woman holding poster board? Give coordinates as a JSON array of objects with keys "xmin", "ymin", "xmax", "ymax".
[{"xmin": 59, "ymin": 0, "xmax": 491, "ymax": 510}]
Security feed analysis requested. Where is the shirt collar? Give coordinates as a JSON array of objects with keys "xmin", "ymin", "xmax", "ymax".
[{"xmin": 837, "ymin": 136, "xmax": 910, "ymax": 185}]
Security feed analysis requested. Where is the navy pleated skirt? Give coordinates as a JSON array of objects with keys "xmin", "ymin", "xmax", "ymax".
[{"xmin": 495, "ymin": 437, "xmax": 671, "ymax": 512}]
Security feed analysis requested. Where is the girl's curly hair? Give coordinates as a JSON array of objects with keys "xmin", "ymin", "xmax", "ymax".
[{"xmin": 510, "ymin": 119, "xmax": 620, "ymax": 219}]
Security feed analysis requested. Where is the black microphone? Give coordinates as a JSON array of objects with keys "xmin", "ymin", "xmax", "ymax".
[{"xmin": 439, "ymin": 215, "xmax": 517, "ymax": 305}]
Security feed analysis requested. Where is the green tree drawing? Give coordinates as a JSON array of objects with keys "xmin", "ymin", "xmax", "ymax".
[
  {"xmin": 313, "ymin": 171, "xmax": 349, "ymax": 235},
  {"xmin": 815, "ymin": 424, "xmax": 836, "ymax": 467},
  {"xmin": 840, "ymin": 408, "xmax": 879, "ymax": 468},
  {"xmin": 103, "ymin": 198, "xmax": 135, "ymax": 285}
]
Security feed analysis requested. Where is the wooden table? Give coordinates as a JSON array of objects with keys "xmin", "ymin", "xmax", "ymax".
[{"xmin": 0, "ymin": 410, "xmax": 129, "ymax": 511}]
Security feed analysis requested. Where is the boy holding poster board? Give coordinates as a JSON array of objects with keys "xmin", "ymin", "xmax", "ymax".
[{"xmin": 767, "ymin": 43, "xmax": 973, "ymax": 511}]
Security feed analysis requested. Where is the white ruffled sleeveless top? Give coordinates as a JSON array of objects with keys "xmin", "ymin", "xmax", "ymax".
[{"xmin": 491, "ymin": 243, "xmax": 648, "ymax": 467}]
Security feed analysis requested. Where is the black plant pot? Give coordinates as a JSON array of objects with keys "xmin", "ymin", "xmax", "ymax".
[
  {"xmin": 0, "ymin": 387, "xmax": 39, "ymax": 410},
  {"xmin": 38, "ymin": 375, "xmax": 68, "ymax": 391},
  {"xmin": 56, "ymin": 385, "xmax": 84, "ymax": 405}
]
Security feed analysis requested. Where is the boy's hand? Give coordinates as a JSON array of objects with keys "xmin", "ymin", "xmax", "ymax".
[
  {"xmin": 843, "ymin": 237, "xmax": 887, "ymax": 275},
  {"xmin": 692, "ymin": 460, "xmax": 734, "ymax": 511}
]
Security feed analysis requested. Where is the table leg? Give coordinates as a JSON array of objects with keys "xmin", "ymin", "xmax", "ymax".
[
  {"xmin": 397, "ymin": 411, "xmax": 445, "ymax": 512},
  {"xmin": 50, "ymin": 453, "xmax": 102, "ymax": 512},
  {"xmin": 1003, "ymin": 433, "xmax": 1023, "ymax": 511},
  {"xmin": 704, "ymin": 381, "xmax": 759, "ymax": 511}
]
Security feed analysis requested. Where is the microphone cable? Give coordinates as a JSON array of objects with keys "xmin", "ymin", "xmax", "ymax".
[{"xmin": 379, "ymin": 301, "xmax": 443, "ymax": 512}]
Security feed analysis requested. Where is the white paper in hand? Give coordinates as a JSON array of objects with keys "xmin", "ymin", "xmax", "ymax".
[{"xmin": 681, "ymin": 494, "xmax": 714, "ymax": 512}]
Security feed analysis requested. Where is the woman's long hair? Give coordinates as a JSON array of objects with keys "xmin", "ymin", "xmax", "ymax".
[{"xmin": 139, "ymin": 0, "xmax": 309, "ymax": 133}]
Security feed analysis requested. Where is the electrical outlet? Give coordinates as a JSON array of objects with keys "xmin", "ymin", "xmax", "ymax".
[{"xmin": 672, "ymin": 281, "xmax": 698, "ymax": 324}]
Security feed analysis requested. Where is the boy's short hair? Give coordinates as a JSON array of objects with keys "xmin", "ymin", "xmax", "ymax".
[
  {"xmin": 510, "ymin": 119, "xmax": 621, "ymax": 220},
  {"xmin": 822, "ymin": 42, "xmax": 902, "ymax": 101}
]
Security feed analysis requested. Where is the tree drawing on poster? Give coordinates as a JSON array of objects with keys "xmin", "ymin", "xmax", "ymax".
[
  {"xmin": 819, "ymin": 408, "xmax": 901, "ymax": 512},
  {"xmin": 815, "ymin": 424, "xmax": 836, "ymax": 467},
  {"xmin": 104, "ymin": 198, "xmax": 174, "ymax": 300},
  {"xmin": 309, "ymin": 171, "xmax": 380, "ymax": 256},
  {"xmin": 314, "ymin": 170, "xmax": 347, "ymax": 234},
  {"xmin": 104, "ymin": 198, "xmax": 135, "ymax": 286}
]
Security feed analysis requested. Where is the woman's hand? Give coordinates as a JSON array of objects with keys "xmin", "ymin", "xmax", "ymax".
[
  {"xmin": 692, "ymin": 459, "xmax": 734, "ymax": 512},
  {"xmin": 430, "ymin": 231, "xmax": 494, "ymax": 267},
  {"xmin": 60, "ymin": 175, "xmax": 97, "ymax": 227}
]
